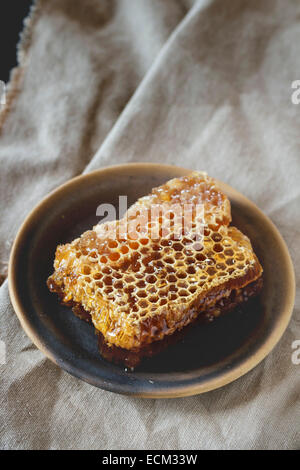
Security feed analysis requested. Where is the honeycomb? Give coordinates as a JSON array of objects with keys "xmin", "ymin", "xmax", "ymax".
[{"xmin": 47, "ymin": 172, "xmax": 263, "ymax": 353}]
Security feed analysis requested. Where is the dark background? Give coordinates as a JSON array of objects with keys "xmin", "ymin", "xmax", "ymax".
[{"xmin": 0, "ymin": 0, "xmax": 33, "ymax": 83}]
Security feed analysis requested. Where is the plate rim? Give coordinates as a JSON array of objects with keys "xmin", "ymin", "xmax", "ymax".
[{"xmin": 8, "ymin": 162, "xmax": 296, "ymax": 398}]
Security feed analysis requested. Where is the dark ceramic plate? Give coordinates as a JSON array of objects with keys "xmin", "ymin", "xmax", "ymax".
[{"xmin": 8, "ymin": 164, "xmax": 295, "ymax": 397}]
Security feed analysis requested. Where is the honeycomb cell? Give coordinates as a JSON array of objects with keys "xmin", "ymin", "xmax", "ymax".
[
  {"xmin": 166, "ymin": 265, "xmax": 176, "ymax": 274},
  {"xmin": 145, "ymin": 265, "xmax": 155, "ymax": 274},
  {"xmin": 132, "ymin": 262, "xmax": 141, "ymax": 272},
  {"xmin": 225, "ymin": 258, "xmax": 235, "ymax": 266},
  {"xmin": 187, "ymin": 266, "xmax": 196, "ymax": 275},
  {"xmin": 193, "ymin": 242, "xmax": 203, "ymax": 251},
  {"xmin": 136, "ymin": 280, "xmax": 146, "ymax": 288},
  {"xmin": 109, "ymin": 252, "xmax": 120, "ymax": 262},
  {"xmin": 177, "ymin": 271, "xmax": 187, "ymax": 279},
  {"xmin": 173, "ymin": 242, "xmax": 183, "ymax": 251},
  {"xmin": 178, "ymin": 281, "xmax": 188, "ymax": 289},
  {"xmin": 93, "ymin": 272, "xmax": 102, "ymax": 280},
  {"xmin": 112, "ymin": 270, "xmax": 123, "ymax": 279},
  {"xmin": 137, "ymin": 290, "xmax": 147, "ymax": 298},
  {"xmin": 169, "ymin": 293, "xmax": 178, "ymax": 301},
  {"xmin": 138, "ymin": 300, "xmax": 148, "ymax": 309},
  {"xmin": 169, "ymin": 284, "xmax": 178, "ymax": 292},
  {"xmin": 164, "ymin": 257, "xmax": 175, "ymax": 264},
  {"xmin": 196, "ymin": 253, "xmax": 206, "ymax": 262},
  {"xmin": 114, "ymin": 280, "xmax": 124, "ymax": 289},
  {"xmin": 158, "ymin": 290, "xmax": 167, "ymax": 298},
  {"xmin": 104, "ymin": 287, "xmax": 113, "ymax": 295},
  {"xmin": 145, "ymin": 274, "xmax": 156, "ymax": 284},
  {"xmin": 102, "ymin": 266, "xmax": 112, "ymax": 275},
  {"xmin": 129, "ymin": 241, "xmax": 139, "ymax": 250},
  {"xmin": 189, "ymin": 286, "xmax": 197, "ymax": 294},
  {"xmin": 178, "ymin": 289, "xmax": 189, "ymax": 297},
  {"xmin": 213, "ymin": 243, "xmax": 223, "ymax": 253},
  {"xmin": 212, "ymin": 233, "xmax": 222, "ymax": 242},
  {"xmin": 82, "ymin": 265, "xmax": 91, "ymax": 275},
  {"xmin": 103, "ymin": 276, "xmax": 113, "ymax": 286},
  {"xmin": 183, "ymin": 248, "xmax": 193, "ymax": 256},
  {"xmin": 120, "ymin": 245, "xmax": 129, "ymax": 254},
  {"xmin": 216, "ymin": 263, "xmax": 226, "ymax": 270},
  {"xmin": 206, "ymin": 267, "xmax": 217, "ymax": 276}
]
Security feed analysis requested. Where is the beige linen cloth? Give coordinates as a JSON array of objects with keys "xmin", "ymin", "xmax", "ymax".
[{"xmin": 0, "ymin": 0, "xmax": 299, "ymax": 450}]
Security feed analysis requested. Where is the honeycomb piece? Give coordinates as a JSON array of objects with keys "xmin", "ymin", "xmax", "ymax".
[{"xmin": 47, "ymin": 172, "xmax": 263, "ymax": 353}]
